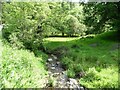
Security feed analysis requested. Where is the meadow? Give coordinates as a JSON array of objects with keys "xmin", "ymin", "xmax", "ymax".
[{"xmin": 43, "ymin": 31, "xmax": 119, "ymax": 88}]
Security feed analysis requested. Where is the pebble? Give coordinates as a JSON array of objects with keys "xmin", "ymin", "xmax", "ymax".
[
  {"xmin": 51, "ymin": 54, "xmax": 58, "ymax": 60},
  {"xmin": 48, "ymin": 58, "xmax": 53, "ymax": 62},
  {"xmin": 48, "ymin": 71, "xmax": 52, "ymax": 74},
  {"xmin": 51, "ymin": 66, "xmax": 55, "ymax": 70},
  {"xmin": 79, "ymin": 86, "xmax": 84, "ymax": 90},
  {"xmin": 52, "ymin": 73, "xmax": 60, "ymax": 77},
  {"xmin": 56, "ymin": 61, "xmax": 60, "ymax": 65},
  {"xmin": 69, "ymin": 85, "xmax": 73, "ymax": 89},
  {"xmin": 69, "ymin": 78, "xmax": 78, "ymax": 85},
  {"xmin": 51, "ymin": 63, "xmax": 55, "ymax": 67}
]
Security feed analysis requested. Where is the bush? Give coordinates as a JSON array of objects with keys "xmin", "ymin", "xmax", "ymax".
[
  {"xmin": 80, "ymin": 67, "xmax": 118, "ymax": 88},
  {"xmin": 2, "ymin": 3, "xmax": 45, "ymax": 51},
  {"xmin": 1, "ymin": 44, "xmax": 47, "ymax": 88},
  {"xmin": 9, "ymin": 32, "xmax": 24, "ymax": 49}
]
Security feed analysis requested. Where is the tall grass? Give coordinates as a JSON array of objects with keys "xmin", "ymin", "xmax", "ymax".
[{"xmin": 1, "ymin": 39, "xmax": 48, "ymax": 88}]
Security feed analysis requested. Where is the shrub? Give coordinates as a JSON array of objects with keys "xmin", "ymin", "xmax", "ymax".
[
  {"xmin": 9, "ymin": 32, "xmax": 24, "ymax": 49},
  {"xmin": 80, "ymin": 67, "xmax": 118, "ymax": 88},
  {"xmin": 1, "ymin": 44, "xmax": 47, "ymax": 88},
  {"xmin": 73, "ymin": 64, "xmax": 83, "ymax": 73},
  {"xmin": 61, "ymin": 56, "xmax": 73, "ymax": 69}
]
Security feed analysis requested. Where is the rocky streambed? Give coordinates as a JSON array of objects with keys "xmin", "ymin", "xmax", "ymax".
[{"xmin": 45, "ymin": 54, "xmax": 86, "ymax": 90}]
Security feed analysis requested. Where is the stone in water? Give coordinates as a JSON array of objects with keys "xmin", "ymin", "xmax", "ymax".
[
  {"xmin": 51, "ymin": 67, "xmax": 55, "ymax": 70},
  {"xmin": 48, "ymin": 58, "xmax": 53, "ymax": 62},
  {"xmin": 69, "ymin": 78, "xmax": 78, "ymax": 85},
  {"xmin": 51, "ymin": 54, "xmax": 57, "ymax": 60},
  {"xmin": 51, "ymin": 63, "xmax": 55, "ymax": 67},
  {"xmin": 56, "ymin": 61, "xmax": 60, "ymax": 65},
  {"xmin": 79, "ymin": 86, "xmax": 84, "ymax": 89}
]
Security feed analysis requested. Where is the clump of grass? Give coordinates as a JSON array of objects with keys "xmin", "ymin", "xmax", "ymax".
[
  {"xmin": 80, "ymin": 67, "xmax": 118, "ymax": 88},
  {"xmin": 47, "ymin": 78, "xmax": 53, "ymax": 87},
  {"xmin": 67, "ymin": 69, "xmax": 76, "ymax": 78}
]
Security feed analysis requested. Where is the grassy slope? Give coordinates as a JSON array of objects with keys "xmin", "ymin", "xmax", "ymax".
[
  {"xmin": 0, "ymin": 39, "xmax": 48, "ymax": 88},
  {"xmin": 43, "ymin": 31, "xmax": 119, "ymax": 88}
]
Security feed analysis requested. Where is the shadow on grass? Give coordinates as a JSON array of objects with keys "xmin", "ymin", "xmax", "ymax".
[{"xmin": 96, "ymin": 30, "xmax": 119, "ymax": 42}]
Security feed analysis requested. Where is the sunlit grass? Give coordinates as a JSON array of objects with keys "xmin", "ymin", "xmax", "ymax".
[{"xmin": 44, "ymin": 37, "xmax": 80, "ymax": 42}]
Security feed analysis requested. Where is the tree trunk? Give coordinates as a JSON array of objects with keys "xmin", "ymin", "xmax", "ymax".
[
  {"xmin": 39, "ymin": 43, "xmax": 46, "ymax": 53},
  {"xmin": 62, "ymin": 32, "xmax": 64, "ymax": 36}
]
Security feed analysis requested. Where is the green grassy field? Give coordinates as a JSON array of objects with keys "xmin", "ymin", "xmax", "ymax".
[
  {"xmin": 0, "ymin": 39, "xmax": 48, "ymax": 88},
  {"xmin": 43, "ymin": 31, "xmax": 119, "ymax": 88}
]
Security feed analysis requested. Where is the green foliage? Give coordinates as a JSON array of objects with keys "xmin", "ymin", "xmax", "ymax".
[
  {"xmin": 80, "ymin": 67, "xmax": 118, "ymax": 88},
  {"xmin": 64, "ymin": 15, "xmax": 86, "ymax": 36},
  {"xmin": 2, "ymin": 2, "xmax": 49, "ymax": 51},
  {"xmin": 47, "ymin": 76, "xmax": 54, "ymax": 87},
  {"xmin": 43, "ymin": 2, "xmax": 86, "ymax": 36},
  {"xmin": 9, "ymin": 32, "xmax": 24, "ymax": 49},
  {"xmin": 83, "ymin": 2, "xmax": 120, "ymax": 33},
  {"xmin": 2, "ymin": 2, "xmax": 87, "ymax": 51},
  {"xmin": 67, "ymin": 69, "xmax": 75, "ymax": 78},
  {"xmin": 61, "ymin": 56, "xmax": 73, "ymax": 69},
  {"xmin": 1, "ymin": 41, "xmax": 47, "ymax": 88}
]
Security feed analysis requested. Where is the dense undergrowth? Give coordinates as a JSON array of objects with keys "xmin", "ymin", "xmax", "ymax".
[
  {"xmin": 43, "ymin": 31, "xmax": 119, "ymax": 88},
  {"xmin": 0, "ymin": 39, "xmax": 48, "ymax": 88}
]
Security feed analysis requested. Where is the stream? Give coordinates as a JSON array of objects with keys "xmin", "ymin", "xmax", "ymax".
[{"xmin": 45, "ymin": 54, "xmax": 87, "ymax": 90}]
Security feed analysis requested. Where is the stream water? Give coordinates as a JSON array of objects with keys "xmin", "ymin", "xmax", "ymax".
[{"xmin": 45, "ymin": 54, "xmax": 87, "ymax": 90}]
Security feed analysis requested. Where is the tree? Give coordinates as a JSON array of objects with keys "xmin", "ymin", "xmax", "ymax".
[
  {"xmin": 2, "ymin": 2, "xmax": 50, "ymax": 51},
  {"xmin": 64, "ymin": 15, "xmax": 86, "ymax": 36},
  {"xmin": 45, "ymin": 2, "xmax": 86, "ymax": 36},
  {"xmin": 46, "ymin": 2, "xmax": 71, "ymax": 36},
  {"xmin": 83, "ymin": 2, "xmax": 120, "ymax": 34}
]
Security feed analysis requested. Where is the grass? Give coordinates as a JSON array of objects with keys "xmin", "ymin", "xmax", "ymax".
[
  {"xmin": 0, "ymin": 39, "xmax": 48, "ymax": 88},
  {"xmin": 44, "ymin": 37, "xmax": 80, "ymax": 42},
  {"xmin": 43, "ymin": 31, "xmax": 119, "ymax": 88}
]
